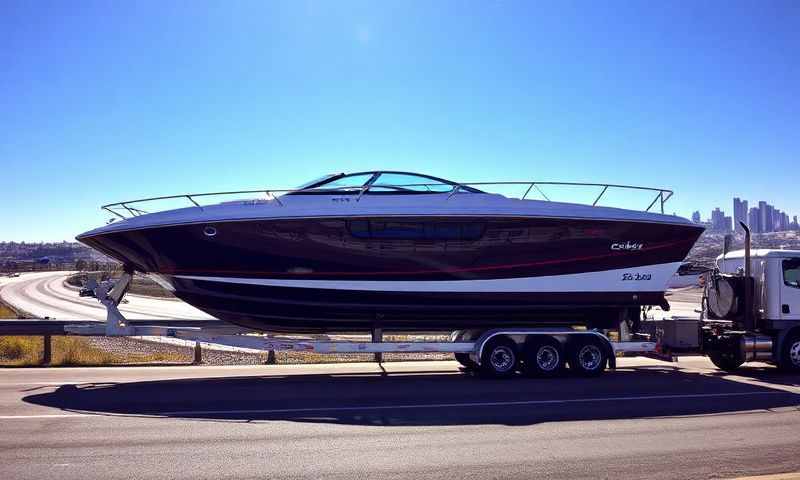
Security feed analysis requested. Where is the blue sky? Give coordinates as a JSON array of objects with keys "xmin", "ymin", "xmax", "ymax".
[{"xmin": 1, "ymin": 1, "xmax": 798, "ymax": 241}]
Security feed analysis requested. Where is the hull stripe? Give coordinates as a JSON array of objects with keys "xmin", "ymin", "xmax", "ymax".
[{"xmin": 174, "ymin": 262, "xmax": 682, "ymax": 293}]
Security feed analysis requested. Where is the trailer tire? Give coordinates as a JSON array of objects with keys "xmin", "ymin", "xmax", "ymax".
[
  {"xmin": 568, "ymin": 336, "xmax": 608, "ymax": 377},
  {"xmin": 708, "ymin": 349, "xmax": 744, "ymax": 372},
  {"xmin": 479, "ymin": 336, "xmax": 518, "ymax": 378},
  {"xmin": 778, "ymin": 331, "xmax": 800, "ymax": 373},
  {"xmin": 521, "ymin": 336, "xmax": 565, "ymax": 378},
  {"xmin": 454, "ymin": 353, "xmax": 479, "ymax": 370}
]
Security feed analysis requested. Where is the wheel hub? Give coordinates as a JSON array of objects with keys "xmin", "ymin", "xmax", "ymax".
[
  {"xmin": 536, "ymin": 346, "xmax": 560, "ymax": 371},
  {"xmin": 490, "ymin": 346, "xmax": 515, "ymax": 372},
  {"xmin": 578, "ymin": 345, "xmax": 602, "ymax": 371},
  {"xmin": 790, "ymin": 340, "xmax": 800, "ymax": 367}
]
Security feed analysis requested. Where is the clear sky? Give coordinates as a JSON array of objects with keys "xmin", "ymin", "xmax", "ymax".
[{"xmin": 1, "ymin": 1, "xmax": 798, "ymax": 242}]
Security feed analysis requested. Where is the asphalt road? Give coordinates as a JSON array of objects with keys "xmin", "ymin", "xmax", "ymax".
[
  {"xmin": 0, "ymin": 271, "xmax": 212, "ymax": 320},
  {"xmin": 2, "ymin": 358, "xmax": 800, "ymax": 480}
]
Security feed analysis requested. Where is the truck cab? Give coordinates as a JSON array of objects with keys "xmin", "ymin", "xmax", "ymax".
[
  {"xmin": 707, "ymin": 248, "xmax": 800, "ymax": 371},
  {"xmin": 716, "ymin": 249, "xmax": 800, "ymax": 325}
]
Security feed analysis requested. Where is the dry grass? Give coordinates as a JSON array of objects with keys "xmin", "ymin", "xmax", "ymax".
[
  {"xmin": 0, "ymin": 336, "xmax": 186, "ymax": 366},
  {"xmin": 0, "ymin": 301, "xmax": 185, "ymax": 366},
  {"xmin": 0, "ymin": 302, "xmax": 19, "ymax": 319}
]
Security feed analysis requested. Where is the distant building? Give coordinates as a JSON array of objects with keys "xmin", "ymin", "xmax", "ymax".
[
  {"xmin": 733, "ymin": 198, "xmax": 748, "ymax": 232},
  {"xmin": 759, "ymin": 201, "xmax": 774, "ymax": 233},
  {"xmin": 691, "ymin": 211, "xmax": 701, "ymax": 223},
  {"xmin": 711, "ymin": 208, "xmax": 725, "ymax": 232},
  {"xmin": 749, "ymin": 208, "xmax": 761, "ymax": 233},
  {"xmin": 709, "ymin": 208, "xmax": 733, "ymax": 233}
]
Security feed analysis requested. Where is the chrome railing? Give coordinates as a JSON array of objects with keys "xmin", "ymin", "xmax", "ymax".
[{"xmin": 101, "ymin": 181, "xmax": 674, "ymax": 220}]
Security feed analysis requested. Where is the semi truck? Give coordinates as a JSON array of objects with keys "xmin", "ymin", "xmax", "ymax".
[{"xmin": 697, "ymin": 226, "xmax": 800, "ymax": 372}]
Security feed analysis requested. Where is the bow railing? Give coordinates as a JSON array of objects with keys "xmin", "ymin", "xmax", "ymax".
[{"xmin": 100, "ymin": 181, "xmax": 674, "ymax": 220}]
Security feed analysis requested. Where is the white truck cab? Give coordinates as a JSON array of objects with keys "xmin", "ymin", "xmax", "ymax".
[{"xmin": 716, "ymin": 249, "xmax": 800, "ymax": 324}]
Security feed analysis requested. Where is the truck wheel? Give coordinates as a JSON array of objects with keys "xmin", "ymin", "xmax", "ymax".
[
  {"xmin": 778, "ymin": 331, "xmax": 800, "ymax": 373},
  {"xmin": 708, "ymin": 350, "xmax": 744, "ymax": 372},
  {"xmin": 568, "ymin": 336, "xmax": 608, "ymax": 377},
  {"xmin": 454, "ymin": 353, "xmax": 478, "ymax": 370},
  {"xmin": 479, "ymin": 336, "xmax": 518, "ymax": 378},
  {"xmin": 521, "ymin": 336, "xmax": 565, "ymax": 378}
]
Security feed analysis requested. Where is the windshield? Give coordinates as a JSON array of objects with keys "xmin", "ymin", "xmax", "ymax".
[
  {"xmin": 292, "ymin": 171, "xmax": 483, "ymax": 195},
  {"xmin": 295, "ymin": 173, "xmax": 341, "ymax": 190}
]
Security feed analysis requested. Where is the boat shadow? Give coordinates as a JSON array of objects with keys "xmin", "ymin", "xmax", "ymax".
[{"xmin": 22, "ymin": 365, "xmax": 800, "ymax": 427}]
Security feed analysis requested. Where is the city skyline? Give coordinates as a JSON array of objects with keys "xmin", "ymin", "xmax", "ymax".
[{"xmin": 697, "ymin": 197, "xmax": 800, "ymax": 234}]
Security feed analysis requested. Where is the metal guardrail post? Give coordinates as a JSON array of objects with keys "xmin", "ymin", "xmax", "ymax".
[
  {"xmin": 193, "ymin": 341, "xmax": 202, "ymax": 364},
  {"xmin": 372, "ymin": 327, "xmax": 383, "ymax": 363},
  {"xmin": 42, "ymin": 335, "xmax": 52, "ymax": 365}
]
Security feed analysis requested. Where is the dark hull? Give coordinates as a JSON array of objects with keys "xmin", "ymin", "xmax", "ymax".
[
  {"xmin": 168, "ymin": 276, "xmax": 663, "ymax": 331},
  {"xmin": 78, "ymin": 215, "xmax": 704, "ymax": 332}
]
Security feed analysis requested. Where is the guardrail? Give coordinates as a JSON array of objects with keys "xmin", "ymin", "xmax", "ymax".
[
  {"xmin": 100, "ymin": 180, "xmax": 674, "ymax": 220},
  {"xmin": 0, "ymin": 319, "xmax": 239, "ymax": 366}
]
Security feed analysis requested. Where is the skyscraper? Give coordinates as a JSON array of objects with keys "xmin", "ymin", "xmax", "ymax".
[
  {"xmin": 749, "ymin": 208, "xmax": 761, "ymax": 233},
  {"xmin": 765, "ymin": 203, "xmax": 775, "ymax": 232},
  {"xmin": 710, "ymin": 208, "xmax": 733, "ymax": 232},
  {"xmin": 691, "ymin": 211, "xmax": 701, "ymax": 223},
  {"xmin": 758, "ymin": 201, "xmax": 773, "ymax": 233},
  {"xmin": 733, "ymin": 198, "xmax": 748, "ymax": 232}
]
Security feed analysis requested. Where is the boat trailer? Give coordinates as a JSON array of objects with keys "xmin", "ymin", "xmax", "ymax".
[{"xmin": 58, "ymin": 273, "xmax": 658, "ymax": 377}]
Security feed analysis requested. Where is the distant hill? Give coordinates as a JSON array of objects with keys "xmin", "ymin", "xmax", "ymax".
[{"xmin": 0, "ymin": 241, "xmax": 116, "ymax": 271}]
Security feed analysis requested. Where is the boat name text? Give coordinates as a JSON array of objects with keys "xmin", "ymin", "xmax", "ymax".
[{"xmin": 611, "ymin": 241, "xmax": 644, "ymax": 251}]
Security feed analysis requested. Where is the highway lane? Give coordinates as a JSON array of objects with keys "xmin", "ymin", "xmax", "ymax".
[
  {"xmin": 0, "ymin": 271, "xmax": 213, "ymax": 320},
  {"xmin": 1, "ymin": 358, "xmax": 800, "ymax": 480}
]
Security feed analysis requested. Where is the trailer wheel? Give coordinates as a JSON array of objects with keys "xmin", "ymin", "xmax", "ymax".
[
  {"xmin": 708, "ymin": 349, "xmax": 744, "ymax": 372},
  {"xmin": 568, "ymin": 336, "xmax": 608, "ymax": 377},
  {"xmin": 454, "ymin": 353, "xmax": 479, "ymax": 370},
  {"xmin": 479, "ymin": 336, "xmax": 518, "ymax": 378},
  {"xmin": 778, "ymin": 331, "xmax": 800, "ymax": 373},
  {"xmin": 521, "ymin": 336, "xmax": 564, "ymax": 378}
]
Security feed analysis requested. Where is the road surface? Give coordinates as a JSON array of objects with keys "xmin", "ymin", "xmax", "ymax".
[
  {"xmin": 1, "ymin": 357, "xmax": 799, "ymax": 479},
  {"xmin": 0, "ymin": 272, "xmax": 212, "ymax": 320}
]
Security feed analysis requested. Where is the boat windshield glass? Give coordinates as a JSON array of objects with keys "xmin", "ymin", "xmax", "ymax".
[
  {"xmin": 299, "ymin": 173, "xmax": 374, "ymax": 193},
  {"xmin": 293, "ymin": 171, "xmax": 482, "ymax": 195},
  {"xmin": 295, "ymin": 173, "xmax": 341, "ymax": 190},
  {"xmin": 369, "ymin": 173, "xmax": 453, "ymax": 193}
]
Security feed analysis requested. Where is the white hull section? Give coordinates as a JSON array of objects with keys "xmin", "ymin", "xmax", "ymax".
[{"xmin": 175, "ymin": 262, "xmax": 682, "ymax": 293}]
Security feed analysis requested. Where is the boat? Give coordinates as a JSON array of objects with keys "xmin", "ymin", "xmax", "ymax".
[{"xmin": 76, "ymin": 171, "xmax": 705, "ymax": 332}]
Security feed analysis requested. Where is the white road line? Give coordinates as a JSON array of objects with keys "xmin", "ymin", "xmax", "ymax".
[
  {"xmin": 0, "ymin": 391, "xmax": 792, "ymax": 420},
  {"xmin": 0, "ymin": 413, "xmax": 86, "ymax": 419}
]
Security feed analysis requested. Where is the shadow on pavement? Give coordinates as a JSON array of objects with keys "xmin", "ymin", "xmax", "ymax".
[{"xmin": 23, "ymin": 365, "xmax": 800, "ymax": 426}]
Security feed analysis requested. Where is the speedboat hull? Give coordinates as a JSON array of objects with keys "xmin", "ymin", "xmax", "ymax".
[{"xmin": 78, "ymin": 215, "xmax": 703, "ymax": 332}]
